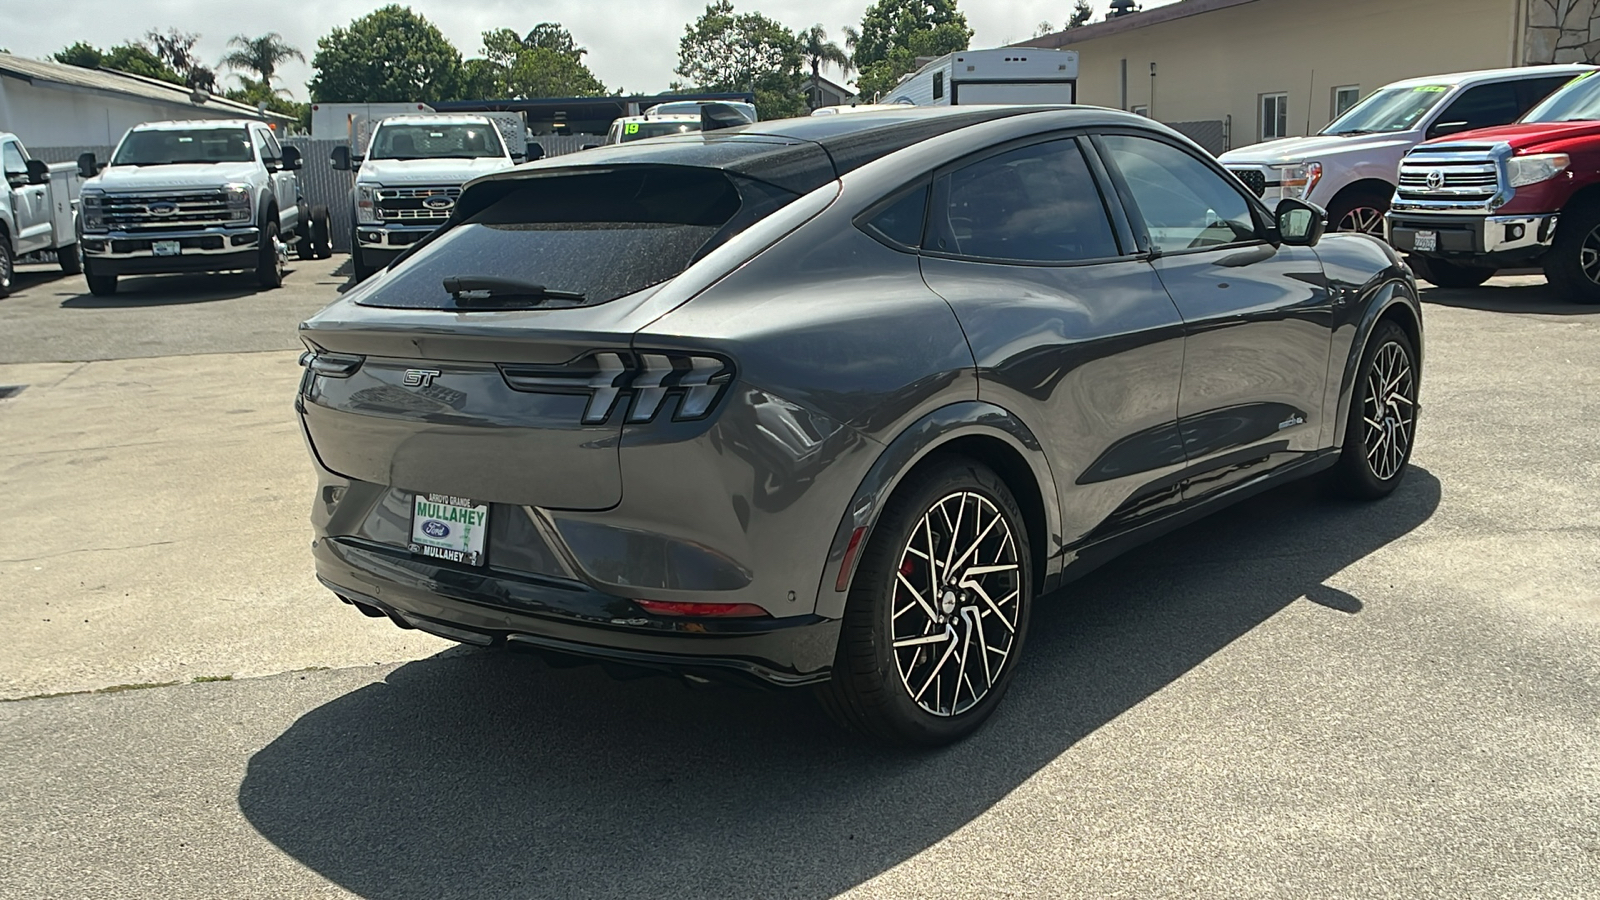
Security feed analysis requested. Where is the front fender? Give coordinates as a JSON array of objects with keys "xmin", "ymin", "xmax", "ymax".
[
  {"xmin": 1330, "ymin": 275, "xmax": 1423, "ymax": 449},
  {"xmin": 814, "ymin": 401, "xmax": 1062, "ymax": 619}
]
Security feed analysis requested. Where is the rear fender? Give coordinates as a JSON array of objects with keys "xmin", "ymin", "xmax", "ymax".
[{"xmin": 814, "ymin": 401, "xmax": 1062, "ymax": 619}]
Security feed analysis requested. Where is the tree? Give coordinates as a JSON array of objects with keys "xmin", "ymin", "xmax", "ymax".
[
  {"xmin": 798, "ymin": 24, "xmax": 851, "ymax": 105},
  {"xmin": 54, "ymin": 41, "xmax": 185, "ymax": 86},
  {"xmin": 220, "ymin": 32, "xmax": 304, "ymax": 93},
  {"xmin": 145, "ymin": 29, "xmax": 216, "ymax": 91},
  {"xmin": 224, "ymin": 76, "xmax": 311, "ymax": 131},
  {"xmin": 1034, "ymin": 22, "xmax": 1054, "ymax": 38},
  {"xmin": 850, "ymin": 0, "xmax": 972, "ymax": 100},
  {"xmin": 675, "ymin": 1, "xmax": 806, "ymax": 120},
  {"xmin": 309, "ymin": 5, "xmax": 462, "ymax": 103},
  {"xmin": 462, "ymin": 25, "xmax": 606, "ymax": 99},
  {"xmin": 1068, "ymin": 1, "xmax": 1095, "ymax": 28}
]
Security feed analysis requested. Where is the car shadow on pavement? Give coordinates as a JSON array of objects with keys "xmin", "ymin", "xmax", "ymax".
[
  {"xmin": 1420, "ymin": 279, "xmax": 1600, "ymax": 315},
  {"xmin": 57, "ymin": 270, "xmax": 298, "ymax": 308},
  {"xmin": 239, "ymin": 468, "xmax": 1440, "ymax": 900}
]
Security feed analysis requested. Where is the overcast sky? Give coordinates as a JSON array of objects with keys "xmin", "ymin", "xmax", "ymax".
[{"xmin": 0, "ymin": 0, "xmax": 1179, "ymax": 99}]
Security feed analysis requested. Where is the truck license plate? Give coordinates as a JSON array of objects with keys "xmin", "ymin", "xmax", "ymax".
[
  {"xmin": 1413, "ymin": 230, "xmax": 1437, "ymax": 252},
  {"xmin": 409, "ymin": 493, "xmax": 489, "ymax": 566},
  {"xmin": 152, "ymin": 240, "xmax": 181, "ymax": 257}
]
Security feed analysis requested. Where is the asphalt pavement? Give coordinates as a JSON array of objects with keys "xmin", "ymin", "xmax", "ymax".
[{"xmin": 0, "ymin": 260, "xmax": 1595, "ymax": 899}]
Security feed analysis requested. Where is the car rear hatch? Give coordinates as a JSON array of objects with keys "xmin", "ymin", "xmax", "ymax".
[{"xmin": 298, "ymin": 153, "xmax": 825, "ymax": 512}]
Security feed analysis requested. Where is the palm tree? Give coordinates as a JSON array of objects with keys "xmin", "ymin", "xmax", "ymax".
[
  {"xmin": 220, "ymin": 32, "xmax": 304, "ymax": 93},
  {"xmin": 800, "ymin": 25, "xmax": 852, "ymax": 109}
]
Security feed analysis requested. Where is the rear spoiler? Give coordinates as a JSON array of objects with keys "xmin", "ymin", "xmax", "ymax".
[{"xmin": 701, "ymin": 103, "xmax": 757, "ymax": 132}]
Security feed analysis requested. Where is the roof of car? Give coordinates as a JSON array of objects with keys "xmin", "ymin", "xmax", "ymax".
[
  {"xmin": 375, "ymin": 114, "xmax": 495, "ymax": 126},
  {"xmin": 128, "ymin": 119, "xmax": 265, "ymax": 130},
  {"xmin": 1384, "ymin": 64, "xmax": 1596, "ymax": 90}
]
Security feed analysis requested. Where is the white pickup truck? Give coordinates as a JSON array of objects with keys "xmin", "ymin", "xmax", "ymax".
[
  {"xmin": 1, "ymin": 132, "xmax": 82, "ymax": 297},
  {"xmin": 331, "ymin": 113, "xmax": 524, "ymax": 280},
  {"xmin": 77, "ymin": 119, "xmax": 332, "ymax": 296},
  {"xmin": 1220, "ymin": 65, "xmax": 1591, "ymax": 236}
]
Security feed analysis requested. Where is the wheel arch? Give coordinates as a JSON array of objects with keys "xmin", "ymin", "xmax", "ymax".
[
  {"xmin": 1331, "ymin": 280, "xmax": 1423, "ymax": 448},
  {"xmin": 814, "ymin": 402, "xmax": 1061, "ymax": 619}
]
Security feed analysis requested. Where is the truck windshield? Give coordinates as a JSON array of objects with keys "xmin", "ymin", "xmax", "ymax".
[
  {"xmin": 619, "ymin": 121, "xmax": 702, "ymax": 142},
  {"xmin": 1523, "ymin": 72, "xmax": 1600, "ymax": 122},
  {"xmin": 111, "ymin": 128, "xmax": 253, "ymax": 165},
  {"xmin": 370, "ymin": 124, "xmax": 505, "ymax": 160},
  {"xmin": 1321, "ymin": 86, "xmax": 1451, "ymax": 135}
]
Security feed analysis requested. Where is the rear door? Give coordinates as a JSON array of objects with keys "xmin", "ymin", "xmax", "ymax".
[
  {"xmin": 914, "ymin": 134, "xmax": 1189, "ymax": 545},
  {"xmin": 1095, "ymin": 131, "xmax": 1333, "ymax": 502}
]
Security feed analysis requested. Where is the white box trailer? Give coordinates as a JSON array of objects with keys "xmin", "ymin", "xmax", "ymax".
[
  {"xmin": 885, "ymin": 48, "xmax": 1079, "ymax": 106},
  {"xmin": 310, "ymin": 102, "xmax": 436, "ymax": 140}
]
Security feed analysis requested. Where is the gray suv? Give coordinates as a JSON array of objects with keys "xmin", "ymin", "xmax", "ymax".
[{"xmin": 298, "ymin": 107, "xmax": 1423, "ymax": 745}]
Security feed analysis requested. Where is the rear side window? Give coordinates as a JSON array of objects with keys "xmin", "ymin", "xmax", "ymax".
[
  {"xmin": 926, "ymin": 138, "xmax": 1121, "ymax": 263},
  {"xmin": 357, "ymin": 167, "xmax": 793, "ymax": 309},
  {"xmin": 861, "ymin": 182, "xmax": 929, "ymax": 248}
]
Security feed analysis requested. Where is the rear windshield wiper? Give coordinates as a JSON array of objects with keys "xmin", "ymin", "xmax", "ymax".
[{"xmin": 443, "ymin": 276, "xmax": 586, "ymax": 307}]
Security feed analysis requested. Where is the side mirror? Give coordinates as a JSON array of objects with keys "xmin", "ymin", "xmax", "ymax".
[
  {"xmin": 580, "ymin": 143, "xmax": 602, "ymax": 151},
  {"xmin": 280, "ymin": 145, "xmax": 303, "ymax": 171},
  {"xmin": 77, "ymin": 152, "xmax": 99, "ymax": 179},
  {"xmin": 525, "ymin": 142, "xmax": 545, "ymax": 162},
  {"xmin": 26, "ymin": 158, "xmax": 50, "ymax": 185},
  {"xmin": 1275, "ymin": 198, "xmax": 1327, "ymax": 247},
  {"xmin": 330, "ymin": 145, "xmax": 351, "ymax": 171},
  {"xmin": 1428, "ymin": 120, "xmax": 1471, "ymax": 140}
]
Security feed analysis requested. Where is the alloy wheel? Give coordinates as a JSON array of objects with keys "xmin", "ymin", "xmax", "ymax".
[
  {"xmin": 1580, "ymin": 225, "xmax": 1600, "ymax": 285},
  {"xmin": 1361, "ymin": 341, "xmax": 1416, "ymax": 481},
  {"xmin": 890, "ymin": 490, "xmax": 1022, "ymax": 717},
  {"xmin": 1338, "ymin": 206, "xmax": 1385, "ymax": 236}
]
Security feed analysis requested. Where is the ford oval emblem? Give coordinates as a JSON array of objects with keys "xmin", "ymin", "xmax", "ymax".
[
  {"xmin": 422, "ymin": 196, "xmax": 455, "ymax": 211},
  {"xmin": 421, "ymin": 520, "xmax": 450, "ymax": 538},
  {"xmin": 148, "ymin": 201, "xmax": 178, "ymax": 216}
]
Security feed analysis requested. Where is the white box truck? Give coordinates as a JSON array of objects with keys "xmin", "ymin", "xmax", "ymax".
[{"xmin": 884, "ymin": 48, "xmax": 1079, "ymax": 106}]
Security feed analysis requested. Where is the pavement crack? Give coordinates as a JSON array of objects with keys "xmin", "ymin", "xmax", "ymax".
[{"xmin": 1, "ymin": 540, "xmax": 180, "ymax": 564}]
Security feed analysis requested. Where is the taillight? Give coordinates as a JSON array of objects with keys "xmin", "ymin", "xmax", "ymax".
[
  {"xmin": 635, "ymin": 599, "xmax": 769, "ymax": 618},
  {"xmin": 298, "ymin": 350, "xmax": 364, "ymax": 377},
  {"xmin": 501, "ymin": 351, "xmax": 732, "ymax": 425}
]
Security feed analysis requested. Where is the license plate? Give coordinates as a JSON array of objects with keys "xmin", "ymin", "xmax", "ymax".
[
  {"xmin": 1413, "ymin": 230, "xmax": 1437, "ymax": 252},
  {"xmin": 152, "ymin": 240, "xmax": 181, "ymax": 257},
  {"xmin": 409, "ymin": 493, "xmax": 489, "ymax": 566}
]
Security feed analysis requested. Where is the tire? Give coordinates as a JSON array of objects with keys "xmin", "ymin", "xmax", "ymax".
[
  {"xmin": 1331, "ymin": 321, "xmax": 1418, "ymax": 500},
  {"xmin": 1408, "ymin": 254, "xmax": 1495, "ymax": 289},
  {"xmin": 818, "ymin": 455, "xmax": 1033, "ymax": 747},
  {"xmin": 1326, "ymin": 187, "xmax": 1390, "ymax": 237},
  {"xmin": 310, "ymin": 205, "xmax": 333, "ymax": 259},
  {"xmin": 295, "ymin": 204, "xmax": 315, "ymax": 261},
  {"xmin": 0, "ymin": 237, "xmax": 12, "ymax": 298},
  {"xmin": 351, "ymin": 229, "xmax": 376, "ymax": 281},
  {"xmin": 1541, "ymin": 201, "xmax": 1600, "ymax": 304},
  {"xmin": 85, "ymin": 267, "xmax": 117, "ymax": 296},
  {"xmin": 57, "ymin": 243, "xmax": 83, "ymax": 275},
  {"xmin": 257, "ymin": 220, "xmax": 283, "ymax": 290}
]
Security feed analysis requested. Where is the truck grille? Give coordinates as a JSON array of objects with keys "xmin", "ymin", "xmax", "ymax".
[
  {"xmin": 1396, "ymin": 155, "xmax": 1500, "ymax": 203},
  {"xmin": 375, "ymin": 186, "xmax": 460, "ymax": 225},
  {"xmin": 1229, "ymin": 169, "xmax": 1267, "ymax": 197},
  {"xmin": 100, "ymin": 191, "xmax": 240, "ymax": 232}
]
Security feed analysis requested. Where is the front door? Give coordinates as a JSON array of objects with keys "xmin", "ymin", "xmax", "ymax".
[
  {"xmin": 3, "ymin": 140, "xmax": 50, "ymax": 254},
  {"xmin": 1095, "ymin": 132, "xmax": 1334, "ymax": 500},
  {"xmin": 254, "ymin": 128, "xmax": 297, "ymax": 234}
]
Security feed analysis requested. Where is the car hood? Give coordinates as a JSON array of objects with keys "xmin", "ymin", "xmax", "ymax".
[
  {"xmin": 1220, "ymin": 132, "xmax": 1415, "ymax": 166},
  {"xmin": 357, "ymin": 157, "xmax": 512, "ymax": 186},
  {"xmin": 87, "ymin": 162, "xmax": 260, "ymax": 191},
  {"xmin": 1418, "ymin": 119, "xmax": 1600, "ymax": 152}
]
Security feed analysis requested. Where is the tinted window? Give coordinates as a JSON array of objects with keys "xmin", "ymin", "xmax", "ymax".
[
  {"xmin": 1516, "ymin": 75, "xmax": 1585, "ymax": 114},
  {"xmin": 1432, "ymin": 82, "xmax": 1521, "ymax": 135},
  {"xmin": 862, "ymin": 183, "xmax": 928, "ymax": 248},
  {"xmin": 927, "ymin": 139, "xmax": 1120, "ymax": 263},
  {"xmin": 358, "ymin": 168, "xmax": 794, "ymax": 310},
  {"xmin": 1100, "ymin": 134, "xmax": 1257, "ymax": 252}
]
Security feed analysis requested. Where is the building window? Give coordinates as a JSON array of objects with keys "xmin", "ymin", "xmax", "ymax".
[
  {"xmin": 1260, "ymin": 93, "xmax": 1289, "ymax": 141},
  {"xmin": 933, "ymin": 71, "xmax": 944, "ymax": 100},
  {"xmin": 1131, "ymin": 105, "xmax": 1150, "ymax": 117},
  {"xmin": 1333, "ymin": 86, "xmax": 1361, "ymax": 120}
]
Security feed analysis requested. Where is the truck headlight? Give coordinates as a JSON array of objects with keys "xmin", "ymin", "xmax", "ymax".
[
  {"xmin": 355, "ymin": 184, "xmax": 380, "ymax": 224},
  {"xmin": 1507, "ymin": 153, "xmax": 1570, "ymax": 188},
  {"xmin": 223, "ymin": 183, "xmax": 252, "ymax": 222},
  {"xmin": 1280, "ymin": 162, "xmax": 1322, "ymax": 199},
  {"xmin": 80, "ymin": 189, "xmax": 105, "ymax": 232}
]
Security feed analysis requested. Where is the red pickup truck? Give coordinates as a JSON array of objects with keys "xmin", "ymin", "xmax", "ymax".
[{"xmin": 1387, "ymin": 71, "xmax": 1600, "ymax": 303}]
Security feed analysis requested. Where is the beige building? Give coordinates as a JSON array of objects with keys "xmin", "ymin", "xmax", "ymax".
[{"xmin": 1018, "ymin": 0, "xmax": 1599, "ymax": 151}]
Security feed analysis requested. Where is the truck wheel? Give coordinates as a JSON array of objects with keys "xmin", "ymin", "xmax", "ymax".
[
  {"xmin": 1327, "ymin": 187, "xmax": 1390, "ymax": 237},
  {"xmin": 295, "ymin": 206, "xmax": 316, "ymax": 261},
  {"xmin": 0, "ymin": 238, "xmax": 13, "ymax": 298},
  {"xmin": 257, "ymin": 221, "xmax": 284, "ymax": 290},
  {"xmin": 1542, "ymin": 202, "xmax": 1600, "ymax": 304},
  {"xmin": 310, "ymin": 206, "xmax": 333, "ymax": 259},
  {"xmin": 85, "ymin": 268, "xmax": 117, "ymax": 296},
  {"xmin": 351, "ymin": 227, "xmax": 376, "ymax": 281},
  {"xmin": 57, "ymin": 244, "xmax": 83, "ymax": 275},
  {"xmin": 1409, "ymin": 255, "xmax": 1495, "ymax": 289}
]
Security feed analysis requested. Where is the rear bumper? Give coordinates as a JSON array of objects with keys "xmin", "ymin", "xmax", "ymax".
[
  {"xmin": 1386, "ymin": 211, "xmax": 1558, "ymax": 262},
  {"xmin": 314, "ymin": 536, "xmax": 840, "ymax": 687}
]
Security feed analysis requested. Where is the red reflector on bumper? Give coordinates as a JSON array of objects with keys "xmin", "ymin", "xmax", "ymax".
[{"xmin": 635, "ymin": 600, "xmax": 769, "ymax": 618}]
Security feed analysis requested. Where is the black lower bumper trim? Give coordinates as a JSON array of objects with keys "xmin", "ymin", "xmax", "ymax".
[{"xmin": 85, "ymin": 250, "xmax": 260, "ymax": 275}]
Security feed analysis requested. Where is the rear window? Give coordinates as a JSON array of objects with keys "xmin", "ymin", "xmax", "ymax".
[{"xmin": 358, "ymin": 167, "xmax": 794, "ymax": 310}]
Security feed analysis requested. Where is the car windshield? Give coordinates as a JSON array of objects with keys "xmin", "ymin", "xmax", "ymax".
[
  {"xmin": 370, "ymin": 123, "xmax": 505, "ymax": 160},
  {"xmin": 1321, "ymin": 86, "xmax": 1452, "ymax": 135},
  {"xmin": 619, "ymin": 121, "xmax": 702, "ymax": 142},
  {"xmin": 1522, "ymin": 71, "xmax": 1600, "ymax": 122},
  {"xmin": 111, "ymin": 128, "xmax": 253, "ymax": 165}
]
